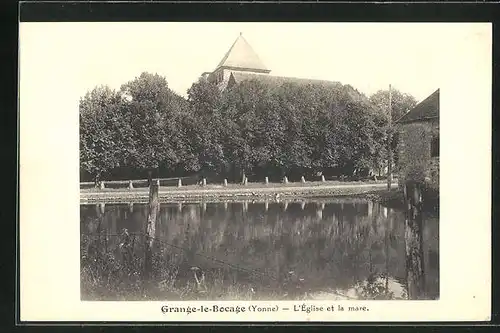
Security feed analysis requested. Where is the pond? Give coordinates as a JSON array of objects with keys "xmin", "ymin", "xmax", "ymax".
[{"xmin": 80, "ymin": 199, "xmax": 439, "ymax": 301}]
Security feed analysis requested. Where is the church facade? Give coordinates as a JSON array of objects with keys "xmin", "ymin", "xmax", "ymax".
[{"xmin": 201, "ymin": 33, "xmax": 357, "ymax": 93}]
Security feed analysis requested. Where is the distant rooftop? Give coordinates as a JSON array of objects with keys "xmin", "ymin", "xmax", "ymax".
[
  {"xmin": 229, "ymin": 72, "xmax": 374, "ymax": 107},
  {"xmin": 396, "ymin": 89, "xmax": 439, "ymax": 123}
]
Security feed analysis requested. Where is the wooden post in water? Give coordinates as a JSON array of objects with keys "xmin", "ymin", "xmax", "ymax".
[
  {"xmin": 316, "ymin": 202, "xmax": 323, "ymax": 219},
  {"xmin": 143, "ymin": 173, "xmax": 159, "ymax": 279},
  {"xmin": 404, "ymin": 181, "xmax": 426, "ymax": 300}
]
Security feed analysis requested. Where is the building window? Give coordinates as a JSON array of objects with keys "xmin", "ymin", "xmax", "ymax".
[{"xmin": 431, "ymin": 136, "xmax": 439, "ymax": 157}]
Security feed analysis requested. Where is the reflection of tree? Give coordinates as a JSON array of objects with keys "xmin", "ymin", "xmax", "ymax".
[
  {"xmin": 404, "ymin": 182, "xmax": 426, "ymax": 300},
  {"xmin": 81, "ymin": 200, "xmax": 436, "ymax": 300}
]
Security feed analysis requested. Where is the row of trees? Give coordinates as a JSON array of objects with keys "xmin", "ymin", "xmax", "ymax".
[{"xmin": 80, "ymin": 72, "xmax": 417, "ymax": 183}]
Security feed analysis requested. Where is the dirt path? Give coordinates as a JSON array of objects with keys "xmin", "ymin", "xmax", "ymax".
[{"xmin": 81, "ymin": 181, "xmax": 399, "ymax": 203}]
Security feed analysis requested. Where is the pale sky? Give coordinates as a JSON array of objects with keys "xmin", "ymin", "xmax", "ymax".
[{"xmin": 20, "ymin": 22, "xmax": 490, "ymax": 103}]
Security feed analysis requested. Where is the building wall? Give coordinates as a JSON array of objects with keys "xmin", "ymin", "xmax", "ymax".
[{"xmin": 397, "ymin": 118, "xmax": 439, "ymax": 193}]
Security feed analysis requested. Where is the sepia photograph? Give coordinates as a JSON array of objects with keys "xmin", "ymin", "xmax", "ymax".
[
  {"xmin": 19, "ymin": 21, "xmax": 491, "ymax": 322},
  {"xmin": 78, "ymin": 23, "xmax": 439, "ymax": 302}
]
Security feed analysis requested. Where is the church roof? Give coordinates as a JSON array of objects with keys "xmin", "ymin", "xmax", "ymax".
[
  {"xmin": 230, "ymin": 72, "xmax": 342, "ymax": 88},
  {"xmin": 215, "ymin": 34, "xmax": 270, "ymax": 73},
  {"xmin": 229, "ymin": 72, "xmax": 376, "ymax": 109},
  {"xmin": 396, "ymin": 89, "xmax": 439, "ymax": 124}
]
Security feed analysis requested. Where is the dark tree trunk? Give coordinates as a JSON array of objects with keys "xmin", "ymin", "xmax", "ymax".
[
  {"xmin": 143, "ymin": 172, "xmax": 159, "ymax": 280},
  {"xmin": 404, "ymin": 181, "xmax": 426, "ymax": 300}
]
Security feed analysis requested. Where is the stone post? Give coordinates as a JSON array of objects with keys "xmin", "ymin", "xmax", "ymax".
[
  {"xmin": 178, "ymin": 178, "xmax": 182, "ymax": 188},
  {"xmin": 202, "ymin": 178, "xmax": 207, "ymax": 187},
  {"xmin": 128, "ymin": 180, "xmax": 134, "ymax": 190},
  {"xmin": 265, "ymin": 176, "xmax": 269, "ymax": 185},
  {"xmin": 100, "ymin": 181, "xmax": 105, "ymax": 190},
  {"xmin": 283, "ymin": 176, "xmax": 288, "ymax": 184},
  {"xmin": 301, "ymin": 176, "xmax": 306, "ymax": 183},
  {"xmin": 223, "ymin": 179, "xmax": 228, "ymax": 187},
  {"xmin": 321, "ymin": 175, "xmax": 326, "ymax": 182}
]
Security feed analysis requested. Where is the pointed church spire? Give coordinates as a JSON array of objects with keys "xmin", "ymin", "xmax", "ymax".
[{"xmin": 215, "ymin": 33, "xmax": 270, "ymax": 74}]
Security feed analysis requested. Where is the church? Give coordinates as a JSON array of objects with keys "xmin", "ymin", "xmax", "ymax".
[{"xmin": 200, "ymin": 33, "xmax": 345, "ymax": 92}]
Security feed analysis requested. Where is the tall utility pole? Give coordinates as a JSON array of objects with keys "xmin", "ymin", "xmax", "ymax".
[{"xmin": 387, "ymin": 84, "xmax": 393, "ymax": 190}]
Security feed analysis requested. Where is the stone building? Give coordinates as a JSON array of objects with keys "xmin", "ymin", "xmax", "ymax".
[
  {"xmin": 396, "ymin": 89, "xmax": 439, "ymax": 196},
  {"xmin": 201, "ymin": 33, "xmax": 357, "ymax": 93},
  {"xmin": 202, "ymin": 33, "xmax": 271, "ymax": 90}
]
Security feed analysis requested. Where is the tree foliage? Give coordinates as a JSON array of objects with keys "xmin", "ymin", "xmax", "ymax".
[
  {"xmin": 80, "ymin": 72, "xmax": 418, "ymax": 183},
  {"xmin": 369, "ymin": 88, "xmax": 418, "ymax": 122}
]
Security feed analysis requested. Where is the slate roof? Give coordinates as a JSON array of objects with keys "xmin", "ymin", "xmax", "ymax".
[
  {"xmin": 229, "ymin": 72, "xmax": 378, "ymax": 110},
  {"xmin": 215, "ymin": 34, "xmax": 270, "ymax": 73},
  {"xmin": 230, "ymin": 72, "xmax": 342, "ymax": 88},
  {"xmin": 396, "ymin": 89, "xmax": 439, "ymax": 124}
]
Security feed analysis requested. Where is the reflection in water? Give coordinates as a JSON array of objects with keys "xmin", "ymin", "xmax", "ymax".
[{"xmin": 80, "ymin": 199, "xmax": 439, "ymax": 301}]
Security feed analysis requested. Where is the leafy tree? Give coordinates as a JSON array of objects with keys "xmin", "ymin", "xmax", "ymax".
[
  {"xmin": 80, "ymin": 85, "xmax": 126, "ymax": 184},
  {"xmin": 186, "ymin": 79, "xmax": 226, "ymax": 177},
  {"xmin": 119, "ymin": 72, "xmax": 191, "ymax": 178},
  {"xmin": 369, "ymin": 88, "xmax": 418, "ymax": 172},
  {"xmin": 80, "ymin": 72, "xmax": 419, "ymax": 183},
  {"xmin": 369, "ymin": 88, "xmax": 417, "ymax": 122}
]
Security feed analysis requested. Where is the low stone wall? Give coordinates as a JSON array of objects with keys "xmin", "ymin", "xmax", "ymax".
[{"xmin": 80, "ymin": 183, "xmax": 396, "ymax": 204}]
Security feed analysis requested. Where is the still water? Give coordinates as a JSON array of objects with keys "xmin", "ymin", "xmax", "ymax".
[{"xmin": 80, "ymin": 199, "xmax": 439, "ymax": 301}]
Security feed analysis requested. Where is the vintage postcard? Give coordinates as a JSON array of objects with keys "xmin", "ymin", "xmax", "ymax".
[{"xmin": 19, "ymin": 22, "xmax": 491, "ymax": 322}]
